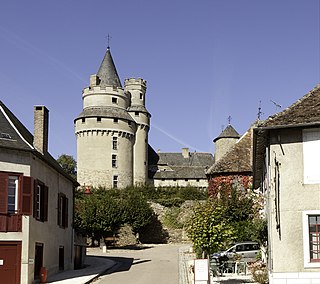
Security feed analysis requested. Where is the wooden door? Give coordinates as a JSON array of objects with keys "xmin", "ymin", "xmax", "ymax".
[{"xmin": 0, "ymin": 242, "xmax": 21, "ymax": 284}]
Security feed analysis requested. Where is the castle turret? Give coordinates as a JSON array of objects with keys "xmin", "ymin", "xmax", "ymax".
[
  {"xmin": 214, "ymin": 124, "xmax": 240, "ymax": 162},
  {"xmin": 125, "ymin": 78, "xmax": 150, "ymax": 185},
  {"xmin": 75, "ymin": 48, "xmax": 136, "ymax": 188}
]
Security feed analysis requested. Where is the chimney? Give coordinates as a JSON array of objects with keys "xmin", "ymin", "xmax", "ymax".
[
  {"xmin": 182, "ymin": 148, "xmax": 189, "ymax": 158},
  {"xmin": 34, "ymin": 106, "xmax": 49, "ymax": 154}
]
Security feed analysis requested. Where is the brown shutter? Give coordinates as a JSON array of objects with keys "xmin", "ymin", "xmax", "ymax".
[
  {"xmin": 33, "ymin": 180, "xmax": 38, "ymax": 219},
  {"xmin": 43, "ymin": 186, "xmax": 48, "ymax": 221},
  {"xmin": 0, "ymin": 172, "xmax": 8, "ymax": 214},
  {"xmin": 57, "ymin": 193, "xmax": 61, "ymax": 226},
  {"xmin": 21, "ymin": 176, "xmax": 33, "ymax": 215},
  {"xmin": 64, "ymin": 197, "xmax": 68, "ymax": 228}
]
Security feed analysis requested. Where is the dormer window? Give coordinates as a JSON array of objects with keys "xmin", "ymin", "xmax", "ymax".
[{"xmin": 112, "ymin": 97, "xmax": 118, "ymax": 104}]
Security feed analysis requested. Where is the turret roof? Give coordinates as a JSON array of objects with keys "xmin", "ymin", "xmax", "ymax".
[
  {"xmin": 213, "ymin": 124, "xmax": 240, "ymax": 142},
  {"xmin": 97, "ymin": 48, "xmax": 122, "ymax": 88}
]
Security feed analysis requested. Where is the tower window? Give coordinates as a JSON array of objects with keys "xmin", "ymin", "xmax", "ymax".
[
  {"xmin": 97, "ymin": 117, "xmax": 101, "ymax": 122},
  {"xmin": 128, "ymin": 121, "xmax": 131, "ymax": 126},
  {"xmin": 81, "ymin": 118, "xmax": 85, "ymax": 123},
  {"xmin": 113, "ymin": 137, "xmax": 118, "ymax": 150},
  {"xmin": 135, "ymin": 111, "xmax": 139, "ymax": 116},
  {"xmin": 140, "ymin": 94, "xmax": 143, "ymax": 100},
  {"xmin": 112, "ymin": 97, "xmax": 118, "ymax": 104},
  {"xmin": 112, "ymin": 154, "xmax": 117, "ymax": 168},
  {"xmin": 113, "ymin": 175, "xmax": 118, "ymax": 188},
  {"xmin": 113, "ymin": 118, "xmax": 118, "ymax": 123}
]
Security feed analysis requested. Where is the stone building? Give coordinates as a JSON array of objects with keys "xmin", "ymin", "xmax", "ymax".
[
  {"xmin": 148, "ymin": 147, "xmax": 214, "ymax": 189},
  {"xmin": 75, "ymin": 47, "xmax": 150, "ymax": 188}
]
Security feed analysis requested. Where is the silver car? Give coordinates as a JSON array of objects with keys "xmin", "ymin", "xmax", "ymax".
[{"xmin": 211, "ymin": 241, "xmax": 259, "ymax": 262}]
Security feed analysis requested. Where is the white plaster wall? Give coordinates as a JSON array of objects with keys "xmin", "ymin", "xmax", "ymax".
[
  {"xmin": 267, "ymin": 128, "xmax": 320, "ymax": 279},
  {"xmin": 215, "ymin": 137, "xmax": 238, "ymax": 162}
]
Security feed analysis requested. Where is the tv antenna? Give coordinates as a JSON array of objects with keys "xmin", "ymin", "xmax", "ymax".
[{"xmin": 271, "ymin": 100, "xmax": 282, "ymax": 111}]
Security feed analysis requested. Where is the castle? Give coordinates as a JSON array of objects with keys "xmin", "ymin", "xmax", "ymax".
[
  {"xmin": 75, "ymin": 47, "xmax": 215, "ymax": 189},
  {"xmin": 75, "ymin": 47, "xmax": 150, "ymax": 188}
]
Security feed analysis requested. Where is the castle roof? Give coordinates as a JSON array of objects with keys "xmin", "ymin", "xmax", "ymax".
[
  {"xmin": 75, "ymin": 106, "xmax": 135, "ymax": 122},
  {"xmin": 149, "ymin": 151, "xmax": 214, "ymax": 179},
  {"xmin": 97, "ymin": 48, "xmax": 122, "ymax": 88},
  {"xmin": 207, "ymin": 128, "xmax": 252, "ymax": 175},
  {"xmin": 213, "ymin": 124, "xmax": 240, "ymax": 142}
]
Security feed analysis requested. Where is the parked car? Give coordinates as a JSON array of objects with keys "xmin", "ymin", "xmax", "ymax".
[{"xmin": 210, "ymin": 241, "xmax": 260, "ymax": 262}]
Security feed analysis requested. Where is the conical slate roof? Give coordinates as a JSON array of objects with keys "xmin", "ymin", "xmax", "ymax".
[
  {"xmin": 97, "ymin": 48, "xmax": 122, "ymax": 88},
  {"xmin": 213, "ymin": 124, "xmax": 240, "ymax": 142}
]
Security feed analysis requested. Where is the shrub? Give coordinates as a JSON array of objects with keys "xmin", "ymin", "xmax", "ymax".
[{"xmin": 248, "ymin": 261, "xmax": 268, "ymax": 284}]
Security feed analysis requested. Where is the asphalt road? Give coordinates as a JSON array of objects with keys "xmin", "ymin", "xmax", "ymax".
[{"xmin": 93, "ymin": 244, "xmax": 182, "ymax": 284}]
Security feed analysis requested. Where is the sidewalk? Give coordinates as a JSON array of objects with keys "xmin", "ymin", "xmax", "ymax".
[{"xmin": 45, "ymin": 249, "xmax": 116, "ymax": 284}]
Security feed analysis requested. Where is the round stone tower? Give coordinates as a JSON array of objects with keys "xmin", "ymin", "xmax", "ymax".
[
  {"xmin": 74, "ymin": 48, "xmax": 137, "ymax": 188},
  {"xmin": 214, "ymin": 124, "xmax": 240, "ymax": 162},
  {"xmin": 125, "ymin": 78, "xmax": 150, "ymax": 185}
]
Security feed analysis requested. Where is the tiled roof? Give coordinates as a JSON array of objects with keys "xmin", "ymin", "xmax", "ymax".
[
  {"xmin": 97, "ymin": 48, "xmax": 122, "ymax": 88},
  {"xmin": 0, "ymin": 101, "xmax": 33, "ymax": 151},
  {"xmin": 213, "ymin": 124, "xmax": 240, "ymax": 142},
  {"xmin": 149, "ymin": 151, "xmax": 214, "ymax": 179},
  {"xmin": 206, "ymin": 129, "xmax": 252, "ymax": 175},
  {"xmin": 259, "ymin": 84, "xmax": 320, "ymax": 128},
  {"xmin": 75, "ymin": 106, "xmax": 135, "ymax": 122},
  {"xmin": 253, "ymin": 84, "xmax": 320, "ymax": 188}
]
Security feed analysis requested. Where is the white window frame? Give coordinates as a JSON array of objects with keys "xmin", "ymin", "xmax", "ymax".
[
  {"xmin": 112, "ymin": 137, "xmax": 118, "ymax": 150},
  {"xmin": 303, "ymin": 129, "xmax": 320, "ymax": 184},
  {"xmin": 113, "ymin": 175, "xmax": 118, "ymax": 188},
  {"xmin": 303, "ymin": 210, "xmax": 320, "ymax": 268},
  {"xmin": 7, "ymin": 176, "xmax": 19, "ymax": 213},
  {"xmin": 112, "ymin": 154, "xmax": 117, "ymax": 168}
]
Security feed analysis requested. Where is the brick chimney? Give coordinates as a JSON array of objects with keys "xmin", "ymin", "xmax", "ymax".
[{"xmin": 34, "ymin": 106, "xmax": 49, "ymax": 154}]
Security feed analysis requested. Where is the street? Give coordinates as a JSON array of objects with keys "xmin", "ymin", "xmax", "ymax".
[{"xmin": 93, "ymin": 244, "xmax": 183, "ymax": 284}]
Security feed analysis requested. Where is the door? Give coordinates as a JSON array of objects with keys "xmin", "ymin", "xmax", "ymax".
[
  {"xmin": 0, "ymin": 242, "xmax": 21, "ymax": 284},
  {"xmin": 34, "ymin": 243, "xmax": 43, "ymax": 279},
  {"xmin": 59, "ymin": 246, "xmax": 64, "ymax": 270}
]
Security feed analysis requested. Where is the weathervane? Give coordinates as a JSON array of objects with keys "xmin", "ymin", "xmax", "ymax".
[
  {"xmin": 257, "ymin": 100, "xmax": 262, "ymax": 120},
  {"xmin": 227, "ymin": 116, "xmax": 232, "ymax": 125},
  {"xmin": 106, "ymin": 34, "xmax": 112, "ymax": 49}
]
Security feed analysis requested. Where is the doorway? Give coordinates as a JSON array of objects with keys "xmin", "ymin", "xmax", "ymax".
[
  {"xmin": 34, "ymin": 243, "xmax": 43, "ymax": 279},
  {"xmin": 0, "ymin": 242, "xmax": 21, "ymax": 284}
]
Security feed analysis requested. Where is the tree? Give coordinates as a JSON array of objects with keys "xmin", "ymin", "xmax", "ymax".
[{"xmin": 57, "ymin": 154, "xmax": 77, "ymax": 179}]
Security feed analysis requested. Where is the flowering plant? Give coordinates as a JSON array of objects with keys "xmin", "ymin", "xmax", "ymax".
[{"xmin": 248, "ymin": 261, "xmax": 268, "ymax": 284}]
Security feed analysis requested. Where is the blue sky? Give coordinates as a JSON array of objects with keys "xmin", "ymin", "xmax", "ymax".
[{"xmin": 0, "ymin": 0, "xmax": 319, "ymax": 159}]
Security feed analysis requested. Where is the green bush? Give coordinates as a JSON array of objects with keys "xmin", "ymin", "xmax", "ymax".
[{"xmin": 163, "ymin": 207, "xmax": 184, "ymax": 229}]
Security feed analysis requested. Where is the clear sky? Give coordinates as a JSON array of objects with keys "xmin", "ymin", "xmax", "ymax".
[{"xmin": 0, "ymin": 0, "xmax": 319, "ymax": 159}]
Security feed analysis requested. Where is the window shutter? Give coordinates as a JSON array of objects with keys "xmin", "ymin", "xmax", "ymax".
[
  {"xmin": 21, "ymin": 176, "xmax": 33, "ymax": 215},
  {"xmin": 64, "ymin": 197, "xmax": 68, "ymax": 228},
  {"xmin": 43, "ymin": 186, "xmax": 48, "ymax": 221},
  {"xmin": 33, "ymin": 180, "xmax": 38, "ymax": 219},
  {"xmin": 0, "ymin": 172, "xmax": 8, "ymax": 214},
  {"xmin": 57, "ymin": 193, "xmax": 61, "ymax": 226}
]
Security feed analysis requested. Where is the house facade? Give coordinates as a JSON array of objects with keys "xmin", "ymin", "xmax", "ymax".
[
  {"xmin": 253, "ymin": 84, "xmax": 320, "ymax": 283},
  {"xmin": 0, "ymin": 103, "xmax": 76, "ymax": 284}
]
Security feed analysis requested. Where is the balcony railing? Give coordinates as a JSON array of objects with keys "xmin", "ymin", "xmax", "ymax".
[{"xmin": 0, "ymin": 213, "xmax": 22, "ymax": 232}]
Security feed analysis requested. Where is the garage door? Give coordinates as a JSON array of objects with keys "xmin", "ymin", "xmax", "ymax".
[{"xmin": 0, "ymin": 242, "xmax": 21, "ymax": 284}]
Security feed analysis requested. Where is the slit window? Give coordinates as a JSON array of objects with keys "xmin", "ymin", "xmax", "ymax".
[
  {"xmin": 135, "ymin": 111, "xmax": 139, "ymax": 116},
  {"xmin": 97, "ymin": 117, "xmax": 101, "ymax": 122},
  {"xmin": 112, "ymin": 97, "xmax": 118, "ymax": 104},
  {"xmin": 113, "ymin": 118, "xmax": 118, "ymax": 123},
  {"xmin": 113, "ymin": 137, "xmax": 118, "ymax": 150}
]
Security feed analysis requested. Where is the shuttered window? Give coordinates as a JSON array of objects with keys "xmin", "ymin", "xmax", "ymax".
[
  {"xmin": 33, "ymin": 180, "xmax": 48, "ymax": 222},
  {"xmin": 303, "ymin": 129, "xmax": 320, "ymax": 184},
  {"xmin": 0, "ymin": 172, "xmax": 33, "ymax": 215},
  {"xmin": 57, "ymin": 193, "xmax": 68, "ymax": 228}
]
